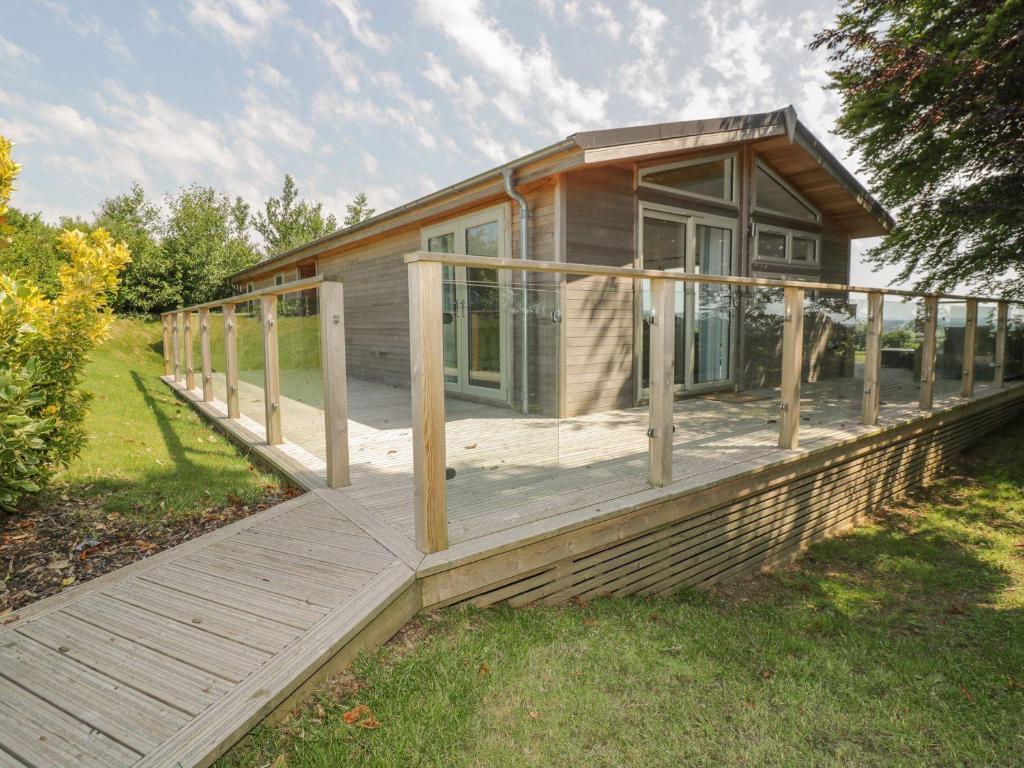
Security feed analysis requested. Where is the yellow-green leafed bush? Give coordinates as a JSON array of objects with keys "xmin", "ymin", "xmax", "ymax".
[
  {"xmin": 0, "ymin": 143, "xmax": 130, "ymax": 510},
  {"xmin": 0, "ymin": 135, "xmax": 19, "ymax": 247}
]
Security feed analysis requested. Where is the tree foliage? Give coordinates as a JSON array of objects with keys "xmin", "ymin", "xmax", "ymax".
[
  {"xmin": 813, "ymin": 0, "xmax": 1024, "ymax": 297},
  {"xmin": 344, "ymin": 191, "xmax": 375, "ymax": 228},
  {"xmin": 0, "ymin": 209, "xmax": 65, "ymax": 297},
  {"xmin": 252, "ymin": 174, "xmax": 338, "ymax": 257},
  {"xmin": 95, "ymin": 183, "xmax": 170, "ymax": 314},
  {"xmin": 163, "ymin": 185, "xmax": 259, "ymax": 308}
]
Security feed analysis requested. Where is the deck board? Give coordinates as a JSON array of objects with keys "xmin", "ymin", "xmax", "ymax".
[{"xmin": 0, "ymin": 485, "xmax": 414, "ymax": 768}]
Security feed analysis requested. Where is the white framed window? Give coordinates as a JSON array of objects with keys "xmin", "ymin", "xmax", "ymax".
[
  {"xmin": 753, "ymin": 160, "xmax": 819, "ymax": 222},
  {"xmin": 639, "ymin": 153, "xmax": 737, "ymax": 205},
  {"xmin": 246, "ymin": 282, "xmax": 254, "ymax": 293},
  {"xmin": 754, "ymin": 223, "xmax": 819, "ymax": 265},
  {"xmin": 274, "ymin": 273, "xmax": 285, "ymax": 286}
]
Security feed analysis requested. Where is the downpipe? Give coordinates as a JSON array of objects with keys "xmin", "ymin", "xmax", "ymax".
[{"xmin": 502, "ymin": 167, "xmax": 530, "ymax": 415}]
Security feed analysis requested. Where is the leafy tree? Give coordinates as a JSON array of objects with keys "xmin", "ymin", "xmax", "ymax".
[
  {"xmin": 344, "ymin": 191, "xmax": 375, "ymax": 227},
  {"xmin": 0, "ymin": 208, "xmax": 65, "ymax": 297},
  {"xmin": 813, "ymin": 1, "xmax": 1024, "ymax": 298},
  {"xmin": 163, "ymin": 185, "xmax": 259, "ymax": 307},
  {"xmin": 253, "ymin": 174, "xmax": 338, "ymax": 256},
  {"xmin": 95, "ymin": 183, "xmax": 174, "ymax": 314}
]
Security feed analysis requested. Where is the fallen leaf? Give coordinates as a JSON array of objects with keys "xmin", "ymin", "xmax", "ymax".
[
  {"xmin": 271, "ymin": 754, "xmax": 288, "ymax": 768},
  {"xmin": 465, "ymin": 443, "xmax": 478, "ymax": 449},
  {"xmin": 60, "ymin": 576, "xmax": 75, "ymax": 587},
  {"xmin": 961, "ymin": 685, "xmax": 975, "ymax": 704},
  {"xmin": 357, "ymin": 716, "xmax": 380, "ymax": 729},
  {"xmin": 478, "ymin": 663, "xmax": 489, "ymax": 677},
  {"xmin": 528, "ymin": 711, "xmax": 540, "ymax": 720},
  {"xmin": 343, "ymin": 704, "xmax": 371, "ymax": 724}
]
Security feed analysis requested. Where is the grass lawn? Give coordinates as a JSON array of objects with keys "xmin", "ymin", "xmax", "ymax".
[
  {"xmin": 222, "ymin": 422, "xmax": 1024, "ymax": 768},
  {"xmin": 47, "ymin": 316, "xmax": 285, "ymax": 521}
]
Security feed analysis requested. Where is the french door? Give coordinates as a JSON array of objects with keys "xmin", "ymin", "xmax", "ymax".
[
  {"xmin": 638, "ymin": 205, "xmax": 736, "ymax": 397},
  {"xmin": 423, "ymin": 207, "xmax": 510, "ymax": 402}
]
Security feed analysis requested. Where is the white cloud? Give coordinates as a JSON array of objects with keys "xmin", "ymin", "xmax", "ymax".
[
  {"xmin": 0, "ymin": 34, "xmax": 37, "ymax": 65},
  {"xmin": 362, "ymin": 153, "xmax": 379, "ymax": 176},
  {"xmin": 302, "ymin": 23, "xmax": 362, "ymax": 93},
  {"xmin": 325, "ymin": 0, "xmax": 389, "ymax": 52},
  {"xmin": 592, "ymin": 3, "xmax": 621, "ymax": 40},
  {"xmin": 38, "ymin": 0, "xmax": 133, "ymax": 60},
  {"xmin": 187, "ymin": 0, "xmax": 288, "ymax": 51},
  {"xmin": 563, "ymin": 2, "xmax": 580, "ymax": 23},
  {"xmin": 238, "ymin": 86, "xmax": 314, "ymax": 153},
  {"xmin": 472, "ymin": 135, "xmax": 528, "ymax": 165},
  {"xmin": 628, "ymin": 0, "xmax": 668, "ymax": 57},
  {"xmin": 416, "ymin": 0, "xmax": 607, "ymax": 132},
  {"xmin": 38, "ymin": 104, "xmax": 99, "ymax": 138},
  {"xmin": 249, "ymin": 62, "xmax": 291, "ymax": 89}
]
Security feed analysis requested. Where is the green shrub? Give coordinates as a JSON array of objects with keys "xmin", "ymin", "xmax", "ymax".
[{"xmin": 0, "ymin": 147, "xmax": 131, "ymax": 512}]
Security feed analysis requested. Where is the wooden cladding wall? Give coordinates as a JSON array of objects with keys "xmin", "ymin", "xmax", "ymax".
[
  {"xmin": 563, "ymin": 165, "xmax": 637, "ymax": 416},
  {"xmin": 320, "ymin": 230, "xmax": 420, "ymax": 386},
  {"xmin": 420, "ymin": 388, "xmax": 1024, "ymax": 609}
]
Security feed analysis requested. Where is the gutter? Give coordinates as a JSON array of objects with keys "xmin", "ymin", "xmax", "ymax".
[{"xmin": 502, "ymin": 168, "xmax": 531, "ymax": 415}]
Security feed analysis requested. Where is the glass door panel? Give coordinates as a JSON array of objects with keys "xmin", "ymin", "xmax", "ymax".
[
  {"xmin": 464, "ymin": 220, "xmax": 504, "ymax": 393},
  {"xmin": 640, "ymin": 214, "xmax": 687, "ymax": 390},
  {"xmin": 424, "ymin": 214, "xmax": 508, "ymax": 401},
  {"xmin": 428, "ymin": 232, "xmax": 460, "ymax": 385},
  {"xmin": 693, "ymin": 224, "xmax": 733, "ymax": 385}
]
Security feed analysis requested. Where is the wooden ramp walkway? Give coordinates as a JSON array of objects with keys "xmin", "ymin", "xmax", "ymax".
[{"xmin": 0, "ymin": 492, "xmax": 420, "ymax": 768}]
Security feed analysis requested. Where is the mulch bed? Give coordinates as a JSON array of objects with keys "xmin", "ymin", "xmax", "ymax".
[{"xmin": 0, "ymin": 485, "xmax": 302, "ymax": 619}]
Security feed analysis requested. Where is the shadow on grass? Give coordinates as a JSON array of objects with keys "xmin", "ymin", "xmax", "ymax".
[{"xmin": 58, "ymin": 369, "xmax": 272, "ymax": 519}]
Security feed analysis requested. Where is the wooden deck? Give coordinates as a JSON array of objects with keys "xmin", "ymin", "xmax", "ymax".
[
  {"xmin": 211, "ymin": 367, "xmax": 988, "ymax": 546},
  {"xmin": 2, "ymin": 370, "xmax": 1019, "ymax": 767}
]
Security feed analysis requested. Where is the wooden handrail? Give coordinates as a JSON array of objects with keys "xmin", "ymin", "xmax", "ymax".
[
  {"xmin": 161, "ymin": 274, "xmax": 328, "ymax": 316},
  {"xmin": 403, "ymin": 252, "xmax": 1015, "ymax": 305}
]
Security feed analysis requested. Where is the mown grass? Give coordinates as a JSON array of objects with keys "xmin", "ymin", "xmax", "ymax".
[
  {"xmin": 42, "ymin": 316, "xmax": 284, "ymax": 521},
  {"xmin": 222, "ymin": 421, "xmax": 1024, "ymax": 768}
]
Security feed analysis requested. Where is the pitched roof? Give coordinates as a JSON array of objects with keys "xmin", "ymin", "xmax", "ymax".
[{"xmin": 233, "ymin": 106, "xmax": 891, "ymax": 281}]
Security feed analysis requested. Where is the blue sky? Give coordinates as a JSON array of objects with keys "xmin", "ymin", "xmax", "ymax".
[{"xmin": 1, "ymin": 0, "xmax": 896, "ymax": 284}]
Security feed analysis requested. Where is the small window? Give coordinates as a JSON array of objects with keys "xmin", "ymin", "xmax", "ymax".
[
  {"xmin": 757, "ymin": 230, "xmax": 787, "ymax": 262},
  {"xmin": 755, "ymin": 163, "xmax": 818, "ymax": 221},
  {"xmin": 791, "ymin": 235, "xmax": 817, "ymax": 263},
  {"xmin": 274, "ymin": 273, "xmax": 285, "ymax": 286},
  {"xmin": 246, "ymin": 282, "xmax": 254, "ymax": 293},
  {"xmin": 640, "ymin": 155, "xmax": 735, "ymax": 203},
  {"xmin": 755, "ymin": 225, "xmax": 819, "ymax": 266}
]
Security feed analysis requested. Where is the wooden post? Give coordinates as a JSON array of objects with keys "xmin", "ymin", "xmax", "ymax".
[
  {"xmin": 961, "ymin": 299, "xmax": 978, "ymax": 397},
  {"xmin": 319, "ymin": 281, "xmax": 350, "ymax": 488},
  {"xmin": 861, "ymin": 291, "xmax": 883, "ymax": 426},
  {"xmin": 920, "ymin": 295, "xmax": 939, "ymax": 409},
  {"xmin": 223, "ymin": 304, "xmax": 240, "ymax": 419},
  {"xmin": 183, "ymin": 311, "xmax": 195, "ymax": 391},
  {"xmin": 408, "ymin": 260, "xmax": 447, "ymax": 553},
  {"xmin": 161, "ymin": 314, "xmax": 172, "ymax": 376},
  {"xmin": 994, "ymin": 301, "xmax": 1008, "ymax": 388},
  {"xmin": 199, "ymin": 308, "xmax": 213, "ymax": 402},
  {"xmin": 779, "ymin": 286, "xmax": 804, "ymax": 449},
  {"xmin": 172, "ymin": 312, "xmax": 181, "ymax": 383},
  {"xmin": 261, "ymin": 295, "xmax": 282, "ymax": 445},
  {"xmin": 648, "ymin": 278, "xmax": 675, "ymax": 487}
]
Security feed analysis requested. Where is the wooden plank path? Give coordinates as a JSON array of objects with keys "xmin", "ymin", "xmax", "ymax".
[{"xmin": 0, "ymin": 493, "xmax": 418, "ymax": 768}]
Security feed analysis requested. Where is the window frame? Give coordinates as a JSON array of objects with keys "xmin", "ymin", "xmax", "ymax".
[
  {"xmin": 754, "ymin": 223, "xmax": 820, "ymax": 266},
  {"xmin": 752, "ymin": 159, "xmax": 820, "ymax": 222},
  {"xmin": 638, "ymin": 152, "xmax": 739, "ymax": 206}
]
